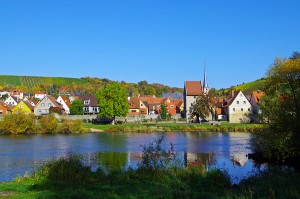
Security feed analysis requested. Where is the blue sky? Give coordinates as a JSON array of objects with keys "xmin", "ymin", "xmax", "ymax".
[{"xmin": 0, "ymin": 0, "xmax": 299, "ymax": 89}]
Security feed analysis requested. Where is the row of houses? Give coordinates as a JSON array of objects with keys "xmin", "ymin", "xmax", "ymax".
[
  {"xmin": 0, "ymin": 93, "xmax": 99, "ymax": 116},
  {"xmin": 128, "ymin": 95, "xmax": 184, "ymax": 116},
  {"xmin": 184, "ymin": 80, "xmax": 265, "ymax": 123}
]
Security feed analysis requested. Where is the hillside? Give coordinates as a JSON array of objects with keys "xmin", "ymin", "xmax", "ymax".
[
  {"xmin": 233, "ymin": 78, "xmax": 266, "ymax": 94},
  {"xmin": 0, "ymin": 75, "xmax": 183, "ymax": 97},
  {"xmin": 0, "ymin": 75, "xmax": 88, "ymax": 88}
]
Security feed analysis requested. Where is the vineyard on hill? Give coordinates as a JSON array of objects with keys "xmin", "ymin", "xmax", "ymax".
[{"xmin": 0, "ymin": 75, "xmax": 88, "ymax": 88}]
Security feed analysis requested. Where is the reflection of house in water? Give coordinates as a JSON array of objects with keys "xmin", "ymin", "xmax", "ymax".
[
  {"xmin": 184, "ymin": 153, "xmax": 216, "ymax": 172},
  {"xmin": 230, "ymin": 153, "xmax": 248, "ymax": 166}
]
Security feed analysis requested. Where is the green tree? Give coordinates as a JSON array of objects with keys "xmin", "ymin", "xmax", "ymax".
[
  {"xmin": 251, "ymin": 56, "xmax": 300, "ymax": 161},
  {"xmin": 160, "ymin": 103, "xmax": 168, "ymax": 120},
  {"xmin": 191, "ymin": 93, "xmax": 214, "ymax": 122},
  {"xmin": 70, "ymin": 99, "xmax": 84, "ymax": 115},
  {"xmin": 95, "ymin": 82, "xmax": 128, "ymax": 120}
]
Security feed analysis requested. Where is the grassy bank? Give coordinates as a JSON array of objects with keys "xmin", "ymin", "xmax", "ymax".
[
  {"xmin": 84, "ymin": 123, "xmax": 267, "ymax": 133},
  {"xmin": 0, "ymin": 156, "xmax": 299, "ymax": 199}
]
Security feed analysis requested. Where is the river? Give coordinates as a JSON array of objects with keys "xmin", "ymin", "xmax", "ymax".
[{"xmin": 0, "ymin": 132, "xmax": 265, "ymax": 184}]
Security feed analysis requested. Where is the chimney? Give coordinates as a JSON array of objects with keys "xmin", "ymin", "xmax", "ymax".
[{"xmin": 232, "ymin": 90, "xmax": 235, "ymax": 97}]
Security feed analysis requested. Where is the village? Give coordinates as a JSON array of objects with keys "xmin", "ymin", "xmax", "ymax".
[{"xmin": 0, "ymin": 72, "xmax": 265, "ymax": 124}]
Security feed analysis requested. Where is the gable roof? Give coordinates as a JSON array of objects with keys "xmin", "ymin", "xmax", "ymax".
[
  {"xmin": 78, "ymin": 95, "xmax": 98, "ymax": 107},
  {"xmin": 59, "ymin": 95, "xmax": 71, "ymax": 107},
  {"xmin": 128, "ymin": 97, "xmax": 140, "ymax": 109},
  {"xmin": 22, "ymin": 101, "xmax": 34, "ymax": 111},
  {"xmin": 162, "ymin": 92, "xmax": 183, "ymax": 99},
  {"xmin": 185, "ymin": 81, "xmax": 202, "ymax": 96},
  {"xmin": 251, "ymin": 90, "xmax": 266, "ymax": 105},
  {"xmin": 223, "ymin": 91, "xmax": 241, "ymax": 107}
]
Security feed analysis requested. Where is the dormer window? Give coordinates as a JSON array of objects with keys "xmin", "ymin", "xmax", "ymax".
[{"xmin": 84, "ymin": 100, "xmax": 90, "ymax": 105}]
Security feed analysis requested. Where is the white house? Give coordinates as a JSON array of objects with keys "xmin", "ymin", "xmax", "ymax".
[
  {"xmin": 34, "ymin": 91, "xmax": 48, "ymax": 100},
  {"xmin": 4, "ymin": 96, "xmax": 19, "ymax": 106},
  {"xmin": 0, "ymin": 91, "xmax": 10, "ymax": 98},
  {"xmin": 57, "ymin": 96, "xmax": 70, "ymax": 114},
  {"xmin": 223, "ymin": 91, "xmax": 253, "ymax": 123},
  {"xmin": 78, "ymin": 95, "xmax": 99, "ymax": 114},
  {"xmin": 10, "ymin": 90, "xmax": 23, "ymax": 99},
  {"xmin": 34, "ymin": 96, "xmax": 63, "ymax": 116}
]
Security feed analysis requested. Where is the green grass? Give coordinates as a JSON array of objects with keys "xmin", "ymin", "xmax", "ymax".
[
  {"xmin": 0, "ymin": 75, "xmax": 88, "ymax": 88},
  {"xmin": 84, "ymin": 123, "xmax": 267, "ymax": 133},
  {"xmin": 0, "ymin": 156, "xmax": 299, "ymax": 199}
]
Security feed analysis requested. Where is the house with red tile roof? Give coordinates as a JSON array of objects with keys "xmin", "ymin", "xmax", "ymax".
[
  {"xmin": 0, "ymin": 101, "xmax": 13, "ymax": 115},
  {"xmin": 10, "ymin": 90, "xmax": 24, "ymax": 99},
  {"xmin": 223, "ymin": 91, "xmax": 252, "ymax": 123},
  {"xmin": 57, "ymin": 96, "xmax": 71, "ymax": 114},
  {"xmin": 249, "ymin": 90, "xmax": 265, "ymax": 114},
  {"xmin": 34, "ymin": 91, "xmax": 48, "ymax": 100},
  {"xmin": 128, "ymin": 97, "xmax": 148, "ymax": 115},
  {"xmin": 184, "ymin": 81, "xmax": 203, "ymax": 122}
]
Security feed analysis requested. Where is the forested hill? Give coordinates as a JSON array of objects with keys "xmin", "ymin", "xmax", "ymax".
[{"xmin": 0, "ymin": 75, "xmax": 183, "ymax": 97}]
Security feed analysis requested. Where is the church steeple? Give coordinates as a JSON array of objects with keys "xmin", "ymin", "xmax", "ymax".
[{"xmin": 203, "ymin": 63, "xmax": 209, "ymax": 95}]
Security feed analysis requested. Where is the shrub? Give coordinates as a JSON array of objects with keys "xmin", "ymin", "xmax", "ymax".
[
  {"xmin": 39, "ymin": 114, "xmax": 58, "ymax": 133},
  {"xmin": 38, "ymin": 155, "xmax": 93, "ymax": 184},
  {"xmin": 57, "ymin": 119, "xmax": 86, "ymax": 134},
  {"xmin": 0, "ymin": 113, "xmax": 36, "ymax": 134}
]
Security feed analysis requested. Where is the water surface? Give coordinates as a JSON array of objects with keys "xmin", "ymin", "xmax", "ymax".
[{"xmin": 0, "ymin": 132, "xmax": 264, "ymax": 183}]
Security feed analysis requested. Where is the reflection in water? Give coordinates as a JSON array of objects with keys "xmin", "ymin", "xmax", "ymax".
[{"xmin": 0, "ymin": 132, "xmax": 265, "ymax": 183}]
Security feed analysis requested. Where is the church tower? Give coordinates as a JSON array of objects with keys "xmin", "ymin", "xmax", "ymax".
[{"xmin": 203, "ymin": 64, "xmax": 209, "ymax": 95}]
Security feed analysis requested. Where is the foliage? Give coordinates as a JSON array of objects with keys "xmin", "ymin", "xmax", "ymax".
[
  {"xmin": 57, "ymin": 120, "xmax": 86, "ymax": 134},
  {"xmin": 96, "ymin": 82, "xmax": 129, "ymax": 119},
  {"xmin": 70, "ymin": 99, "xmax": 84, "ymax": 115},
  {"xmin": 191, "ymin": 93, "xmax": 214, "ymax": 121},
  {"xmin": 139, "ymin": 136, "xmax": 180, "ymax": 171},
  {"xmin": 38, "ymin": 155, "xmax": 93, "ymax": 184},
  {"xmin": 251, "ymin": 55, "xmax": 300, "ymax": 161},
  {"xmin": 0, "ymin": 113, "xmax": 36, "ymax": 134},
  {"xmin": 38, "ymin": 114, "xmax": 58, "ymax": 133},
  {"xmin": 159, "ymin": 103, "xmax": 168, "ymax": 119},
  {"xmin": 0, "ymin": 93, "xmax": 8, "ymax": 100}
]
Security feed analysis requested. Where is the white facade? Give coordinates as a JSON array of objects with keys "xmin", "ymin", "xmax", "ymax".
[
  {"xmin": 4, "ymin": 96, "xmax": 19, "ymax": 106},
  {"xmin": 57, "ymin": 96, "xmax": 70, "ymax": 114},
  {"xmin": 35, "ymin": 93, "xmax": 47, "ymax": 100},
  {"xmin": 226, "ymin": 91, "xmax": 253, "ymax": 123}
]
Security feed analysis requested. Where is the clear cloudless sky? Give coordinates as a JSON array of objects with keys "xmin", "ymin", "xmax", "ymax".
[{"xmin": 0, "ymin": 0, "xmax": 299, "ymax": 89}]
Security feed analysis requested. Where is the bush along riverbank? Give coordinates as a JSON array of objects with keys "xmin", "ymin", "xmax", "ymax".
[
  {"xmin": 84, "ymin": 123, "xmax": 267, "ymax": 133},
  {"xmin": 0, "ymin": 113, "xmax": 87, "ymax": 134},
  {"xmin": 0, "ymin": 136, "xmax": 299, "ymax": 199}
]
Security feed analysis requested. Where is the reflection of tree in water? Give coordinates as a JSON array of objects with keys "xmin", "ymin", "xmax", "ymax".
[
  {"xmin": 184, "ymin": 153, "xmax": 216, "ymax": 172},
  {"xmin": 96, "ymin": 133, "xmax": 128, "ymax": 172},
  {"xmin": 97, "ymin": 152, "xmax": 128, "ymax": 172}
]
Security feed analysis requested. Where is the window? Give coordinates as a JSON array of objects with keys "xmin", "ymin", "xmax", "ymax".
[
  {"xmin": 241, "ymin": 108, "xmax": 244, "ymax": 111},
  {"xmin": 84, "ymin": 100, "xmax": 89, "ymax": 104},
  {"xmin": 243, "ymin": 101, "xmax": 246, "ymax": 104},
  {"xmin": 38, "ymin": 109, "xmax": 41, "ymax": 113},
  {"xmin": 45, "ymin": 97, "xmax": 48, "ymax": 101},
  {"xmin": 48, "ymin": 103, "xmax": 52, "ymax": 107},
  {"xmin": 248, "ymin": 108, "xmax": 251, "ymax": 112},
  {"xmin": 19, "ymin": 105, "xmax": 24, "ymax": 108},
  {"xmin": 236, "ymin": 101, "xmax": 239, "ymax": 104},
  {"xmin": 170, "ymin": 105, "xmax": 174, "ymax": 108},
  {"xmin": 141, "ymin": 104, "xmax": 143, "ymax": 107},
  {"xmin": 84, "ymin": 107, "xmax": 89, "ymax": 112},
  {"xmin": 41, "ymin": 103, "xmax": 45, "ymax": 107},
  {"xmin": 233, "ymin": 108, "xmax": 235, "ymax": 112}
]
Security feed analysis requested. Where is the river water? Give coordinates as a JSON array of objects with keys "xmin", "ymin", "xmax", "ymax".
[{"xmin": 0, "ymin": 132, "xmax": 265, "ymax": 183}]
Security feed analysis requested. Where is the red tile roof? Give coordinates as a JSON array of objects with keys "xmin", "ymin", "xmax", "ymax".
[
  {"xmin": 185, "ymin": 81, "xmax": 202, "ymax": 96},
  {"xmin": 251, "ymin": 90, "xmax": 265, "ymax": 105}
]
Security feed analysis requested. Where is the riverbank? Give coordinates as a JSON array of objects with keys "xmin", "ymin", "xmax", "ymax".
[
  {"xmin": 0, "ymin": 156, "xmax": 299, "ymax": 199},
  {"xmin": 85, "ymin": 123, "xmax": 266, "ymax": 133}
]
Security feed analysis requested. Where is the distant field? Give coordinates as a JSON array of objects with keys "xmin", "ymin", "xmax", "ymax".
[{"xmin": 0, "ymin": 75, "xmax": 88, "ymax": 88}]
